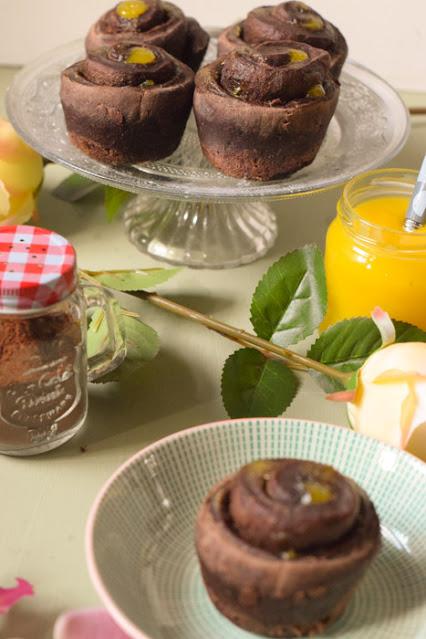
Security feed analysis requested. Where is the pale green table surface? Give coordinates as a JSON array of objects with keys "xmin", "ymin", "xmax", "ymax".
[{"xmin": 0, "ymin": 66, "xmax": 425, "ymax": 639}]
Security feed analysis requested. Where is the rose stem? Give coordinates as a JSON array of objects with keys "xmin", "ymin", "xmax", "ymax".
[
  {"xmin": 134, "ymin": 290, "xmax": 349, "ymax": 383},
  {"xmin": 210, "ymin": 329, "xmax": 308, "ymax": 372},
  {"xmin": 409, "ymin": 107, "xmax": 426, "ymax": 115}
]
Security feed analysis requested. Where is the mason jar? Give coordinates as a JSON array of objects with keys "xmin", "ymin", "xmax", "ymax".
[
  {"xmin": 322, "ymin": 169, "xmax": 426, "ymax": 329},
  {"xmin": 0, "ymin": 225, "xmax": 125, "ymax": 456}
]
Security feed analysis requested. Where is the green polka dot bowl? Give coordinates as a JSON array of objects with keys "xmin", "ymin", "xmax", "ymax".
[{"xmin": 86, "ymin": 418, "xmax": 426, "ymax": 639}]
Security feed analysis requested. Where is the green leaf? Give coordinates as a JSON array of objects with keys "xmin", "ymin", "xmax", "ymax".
[
  {"xmin": 87, "ymin": 267, "xmax": 180, "ymax": 291},
  {"xmin": 221, "ymin": 348, "xmax": 299, "ymax": 418},
  {"xmin": 345, "ymin": 371, "xmax": 359, "ymax": 391},
  {"xmin": 104, "ymin": 186, "xmax": 132, "ymax": 222},
  {"xmin": 52, "ymin": 173, "xmax": 100, "ymax": 202},
  {"xmin": 308, "ymin": 317, "xmax": 426, "ymax": 393},
  {"xmin": 98, "ymin": 313, "xmax": 160, "ymax": 383},
  {"xmin": 86, "ymin": 307, "xmax": 111, "ymax": 360},
  {"xmin": 250, "ymin": 245, "xmax": 327, "ymax": 347}
]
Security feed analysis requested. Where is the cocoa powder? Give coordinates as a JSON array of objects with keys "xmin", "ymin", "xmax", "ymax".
[
  {"xmin": 0, "ymin": 314, "xmax": 82, "ymax": 386},
  {"xmin": 0, "ymin": 310, "xmax": 86, "ymax": 453}
]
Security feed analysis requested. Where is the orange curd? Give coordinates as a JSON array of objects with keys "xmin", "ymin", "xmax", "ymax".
[{"xmin": 323, "ymin": 169, "xmax": 426, "ymax": 330}]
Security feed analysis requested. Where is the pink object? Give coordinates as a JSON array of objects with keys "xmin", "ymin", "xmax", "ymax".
[
  {"xmin": 0, "ymin": 225, "xmax": 77, "ymax": 311},
  {"xmin": 0, "ymin": 578, "xmax": 34, "ymax": 614},
  {"xmin": 327, "ymin": 390, "xmax": 357, "ymax": 403},
  {"xmin": 371, "ymin": 306, "xmax": 396, "ymax": 347},
  {"xmin": 54, "ymin": 609, "xmax": 132, "ymax": 639}
]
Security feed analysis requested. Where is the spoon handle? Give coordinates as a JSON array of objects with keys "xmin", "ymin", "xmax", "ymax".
[{"xmin": 404, "ymin": 156, "xmax": 426, "ymax": 231}]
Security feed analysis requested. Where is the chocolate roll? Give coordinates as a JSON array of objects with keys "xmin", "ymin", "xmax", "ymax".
[
  {"xmin": 194, "ymin": 42, "xmax": 339, "ymax": 181},
  {"xmin": 60, "ymin": 43, "xmax": 194, "ymax": 165},
  {"xmin": 85, "ymin": 0, "xmax": 209, "ymax": 72},
  {"xmin": 218, "ymin": 1, "xmax": 348, "ymax": 78},
  {"xmin": 196, "ymin": 459, "xmax": 381, "ymax": 638}
]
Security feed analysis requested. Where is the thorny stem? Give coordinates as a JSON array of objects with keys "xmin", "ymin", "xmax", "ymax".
[
  {"xmin": 80, "ymin": 270, "xmax": 348, "ymax": 381},
  {"xmin": 210, "ymin": 329, "xmax": 308, "ymax": 373},
  {"xmin": 133, "ymin": 290, "xmax": 350, "ymax": 383}
]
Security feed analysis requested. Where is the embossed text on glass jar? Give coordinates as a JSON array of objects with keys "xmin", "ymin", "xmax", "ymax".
[
  {"xmin": 0, "ymin": 226, "xmax": 125, "ymax": 456},
  {"xmin": 0, "ymin": 291, "xmax": 87, "ymax": 454}
]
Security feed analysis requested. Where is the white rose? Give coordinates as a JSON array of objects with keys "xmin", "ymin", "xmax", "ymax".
[{"xmin": 348, "ymin": 342, "xmax": 426, "ymax": 461}]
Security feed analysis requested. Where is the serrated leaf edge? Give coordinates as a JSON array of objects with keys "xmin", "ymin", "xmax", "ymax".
[
  {"xmin": 221, "ymin": 348, "xmax": 300, "ymax": 418},
  {"xmin": 250, "ymin": 244, "xmax": 326, "ymax": 345}
]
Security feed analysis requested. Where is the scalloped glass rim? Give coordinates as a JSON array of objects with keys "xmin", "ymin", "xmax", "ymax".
[{"xmin": 7, "ymin": 37, "xmax": 410, "ymax": 202}]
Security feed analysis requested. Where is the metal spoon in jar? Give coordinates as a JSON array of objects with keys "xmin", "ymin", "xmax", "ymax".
[{"xmin": 404, "ymin": 155, "xmax": 426, "ymax": 231}]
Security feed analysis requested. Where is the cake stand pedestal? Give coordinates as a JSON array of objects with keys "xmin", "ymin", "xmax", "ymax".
[
  {"xmin": 123, "ymin": 196, "xmax": 277, "ymax": 269},
  {"xmin": 7, "ymin": 39, "xmax": 409, "ymax": 269}
]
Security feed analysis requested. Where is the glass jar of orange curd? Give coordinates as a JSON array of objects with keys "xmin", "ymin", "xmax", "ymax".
[{"xmin": 323, "ymin": 169, "xmax": 426, "ymax": 330}]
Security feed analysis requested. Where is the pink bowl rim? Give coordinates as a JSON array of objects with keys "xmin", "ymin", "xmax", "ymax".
[{"xmin": 85, "ymin": 416, "xmax": 425, "ymax": 639}]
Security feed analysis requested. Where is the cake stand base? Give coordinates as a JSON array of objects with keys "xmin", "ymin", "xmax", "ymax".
[{"xmin": 123, "ymin": 195, "xmax": 278, "ymax": 269}]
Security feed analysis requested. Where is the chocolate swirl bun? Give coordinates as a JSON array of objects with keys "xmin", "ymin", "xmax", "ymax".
[
  {"xmin": 86, "ymin": 0, "xmax": 209, "ymax": 72},
  {"xmin": 60, "ymin": 43, "xmax": 194, "ymax": 165},
  {"xmin": 194, "ymin": 42, "xmax": 339, "ymax": 181},
  {"xmin": 196, "ymin": 459, "xmax": 381, "ymax": 638},
  {"xmin": 218, "ymin": 1, "xmax": 348, "ymax": 78}
]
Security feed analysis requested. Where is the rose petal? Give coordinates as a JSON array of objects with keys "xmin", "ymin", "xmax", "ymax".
[
  {"xmin": 371, "ymin": 307, "xmax": 396, "ymax": 347},
  {"xmin": 371, "ymin": 369, "xmax": 426, "ymax": 446},
  {"xmin": 350, "ymin": 343, "xmax": 426, "ymax": 460},
  {"xmin": 0, "ymin": 191, "xmax": 35, "ymax": 226},
  {"xmin": 373, "ymin": 369, "xmax": 426, "ymax": 385},
  {"xmin": 0, "ymin": 118, "xmax": 40, "ymax": 162},
  {"xmin": 0, "ymin": 119, "xmax": 22, "ymax": 159},
  {"xmin": 327, "ymin": 390, "xmax": 356, "ymax": 403},
  {"xmin": 0, "ymin": 578, "xmax": 34, "ymax": 614},
  {"xmin": 400, "ymin": 383, "xmax": 418, "ymax": 448},
  {"xmin": 0, "ymin": 156, "xmax": 44, "ymax": 196},
  {"xmin": 54, "ymin": 609, "xmax": 131, "ymax": 639},
  {"xmin": 0, "ymin": 118, "xmax": 43, "ymax": 194},
  {"xmin": 0, "ymin": 179, "xmax": 10, "ymax": 216}
]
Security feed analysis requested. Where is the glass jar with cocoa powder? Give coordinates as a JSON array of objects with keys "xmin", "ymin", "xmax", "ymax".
[{"xmin": 0, "ymin": 226, "xmax": 125, "ymax": 455}]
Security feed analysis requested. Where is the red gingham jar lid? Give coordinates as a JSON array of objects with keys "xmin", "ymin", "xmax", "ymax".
[{"xmin": 0, "ymin": 225, "xmax": 77, "ymax": 312}]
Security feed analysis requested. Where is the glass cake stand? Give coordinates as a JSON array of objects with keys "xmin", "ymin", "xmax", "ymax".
[{"xmin": 7, "ymin": 37, "xmax": 409, "ymax": 268}]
